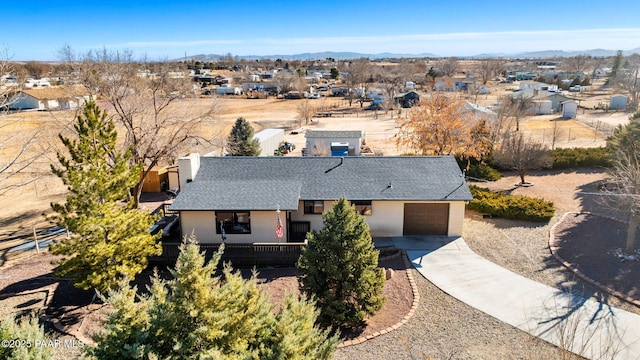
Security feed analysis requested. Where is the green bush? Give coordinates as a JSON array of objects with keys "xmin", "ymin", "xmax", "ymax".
[
  {"xmin": 550, "ymin": 147, "xmax": 612, "ymax": 169},
  {"xmin": 468, "ymin": 186, "xmax": 555, "ymax": 222},
  {"xmin": 465, "ymin": 164, "xmax": 502, "ymax": 181},
  {"xmin": 0, "ymin": 315, "xmax": 54, "ymax": 360}
]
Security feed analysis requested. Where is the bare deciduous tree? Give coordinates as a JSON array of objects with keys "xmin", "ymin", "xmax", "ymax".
[
  {"xmin": 297, "ymin": 99, "xmax": 315, "ymax": 126},
  {"xmin": 0, "ymin": 47, "xmax": 46, "ymax": 195},
  {"xmin": 562, "ymin": 55, "xmax": 590, "ymax": 74},
  {"xmin": 500, "ymin": 93, "xmax": 533, "ymax": 132},
  {"xmin": 605, "ymin": 112, "xmax": 640, "ymax": 252},
  {"xmin": 438, "ymin": 57, "xmax": 458, "ymax": 77},
  {"xmin": 61, "ymin": 47, "xmax": 219, "ymax": 205},
  {"xmin": 493, "ymin": 132, "xmax": 552, "ymax": 185},
  {"xmin": 477, "ymin": 58, "xmax": 505, "ymax": 85},
  {"xmin": 342, "ymin": 58, "xmax": 370, "ymax": 106}
]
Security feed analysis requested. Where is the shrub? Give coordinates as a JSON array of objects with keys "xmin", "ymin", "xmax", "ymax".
[
  {"xmin": 550, "ymin": 147, "xmax": 612, "ymax": 169},
  {"xmin": 90, "ymin": 235, "xmax": 338, "ymax": 359},
  {"xmin": 468, "ymin": 186, "xmax": 555, "ymax": 222},
  {"xmin": 465, "ymin": 163, "xmax": 502, "ymax": 181},
  {"xmin": 0, "ymin": 315, "xmax": 54, "ymax": 360}
]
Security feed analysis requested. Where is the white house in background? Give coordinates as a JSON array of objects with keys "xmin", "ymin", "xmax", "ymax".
[
  {"xmin": 610, "ymin": 94, "xmax": 628, "ymax": 110},
  {"xmin": 304, "ymin": 130, "xmax": 362, "ymax": 156},
  {"xmin": 519, "ymin": 81, "xmax": 558, "ymax": 92},
  {"xmin": 253, "ymin": 128, "xmax": 285, "ymax": 156},
  {"xmin": 169, "ymin": 156, "xmax": 472, "ymax": 244},
  {"xmin": 562, "ymin": 100, "xmax": 578, "ymax": 119},
  {"xmin": 9, "ymin": 86, "xmax": 91, "ymax": 110}
]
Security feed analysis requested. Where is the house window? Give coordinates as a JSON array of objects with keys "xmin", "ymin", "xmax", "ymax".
[
  {"xmin": 216, "ymin": 211, "xmax": 251, "ymax": 234},
  {"xmin": 351, "ymin": 200, "xmax": 372, "ymax": 215},
  {"xmin": 304, "ymin": 200, "xmax": 324, "ymax": 214}
]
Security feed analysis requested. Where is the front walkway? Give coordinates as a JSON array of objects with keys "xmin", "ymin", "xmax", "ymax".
[{"xmin": 378, "ymin": 236, "xmax": 640, "ymax": 360}]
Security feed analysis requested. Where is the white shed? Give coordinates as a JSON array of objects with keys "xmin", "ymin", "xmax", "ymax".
[
  {"xmin": 610, "ymin": 94, "xmax": 628, "ymax": 110},
  {"xmin": 533, "ymin": 100, "xmax": 553, "ymax": 115},
  {"xmin": 254, "ymin": 128, "xmax": 285, "ymax": 156},
  {"xmin": 562, "ymin": 100, "xmax": 578, "ymax": 119}
]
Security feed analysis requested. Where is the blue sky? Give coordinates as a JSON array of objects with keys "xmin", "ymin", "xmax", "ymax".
[{"xmin": 3, "ymin": 0, "xmax": 640, "ymax": 61}]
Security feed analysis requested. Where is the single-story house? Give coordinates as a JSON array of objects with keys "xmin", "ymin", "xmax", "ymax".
[
  {"xmin": 507, "ymin": 89, "xmax": 573, "ymax": 113},
  {"xmin": 394, "ymin": 90, "xmax": 420, "ymax": 107},
  {"xmin": 9, "ymin": 86, "xmax": 90, "ymax": 110},
  {"xmin": 169, "ymin": 155, "xmax": 472, "ymax": 244},
  {"xmin": 304, "ymin": 130, "xmax": 362, "ymax": 156}
]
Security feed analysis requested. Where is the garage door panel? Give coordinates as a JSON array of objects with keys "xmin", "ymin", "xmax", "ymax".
[{"xmin": 403, "ymin": 203, "xmax": 449, "ymax": 235}]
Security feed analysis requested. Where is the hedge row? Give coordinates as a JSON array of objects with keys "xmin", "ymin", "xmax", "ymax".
[
  {"xmin": 468, "ymin": 185, "xmax": 555, "ymax": 222},
  {"xmin": 550, "ymin": 147, "xmax": 612, "ymax": 169}
]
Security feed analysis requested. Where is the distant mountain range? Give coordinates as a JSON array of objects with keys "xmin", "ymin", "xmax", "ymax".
[{"xmin": 181, "ymin": 48, "xmax": 640, "ymax": 61}]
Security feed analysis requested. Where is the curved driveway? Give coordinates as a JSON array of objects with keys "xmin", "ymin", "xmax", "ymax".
[{"xmin": 383, "ymin": 236, "xmax": 640, "ymax": 360}]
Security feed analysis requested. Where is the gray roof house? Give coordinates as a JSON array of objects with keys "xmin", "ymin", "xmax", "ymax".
[{"xmin": 170, "ymin": 155, "xmax": 472, "ymax": 244}]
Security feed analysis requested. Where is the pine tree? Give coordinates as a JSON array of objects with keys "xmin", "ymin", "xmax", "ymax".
[
  {"xmin": 297, "ymin": 197, "xmax": 386, "ymax": 330},
  {"xmin": 89, "ymin": 234, "xmax": 338, "ymax": 359},
  {"xmin": 226, "ymin": 117, "xmax": 261, "ymax": 156},
  {"xmin": 50, "ymin": 100, "xmax": 161, "ymax": 293}
]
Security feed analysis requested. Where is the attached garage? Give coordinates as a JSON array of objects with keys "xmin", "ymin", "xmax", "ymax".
[{"xmin": 403, "ymin": 203, "xmax": 449, "ymax": 235}]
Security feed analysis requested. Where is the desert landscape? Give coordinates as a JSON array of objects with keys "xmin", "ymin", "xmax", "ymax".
[{"xmin": 0, "ymin": 58, "xmax": 636, "ymax": 359}]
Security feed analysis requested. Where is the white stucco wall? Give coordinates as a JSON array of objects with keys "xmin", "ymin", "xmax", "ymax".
[
  {"xmin": 179, "ymin": 210, "xmax": 287, "ymax": 244},
  {"xmin": 289, "ymin": 200, "xmax": 466, "ymax": 237},
  {"xmin": 179, "ymin": 200, "xmax": 466, "ymax": 243}
]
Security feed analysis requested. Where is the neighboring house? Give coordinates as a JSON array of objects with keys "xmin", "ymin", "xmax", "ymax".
[
  {"xmin": 434, "ymin": 77, "xmax": 476, "ymax": 92},
  {"xmin": 169, "ymin": 155, "xmax": 472, "ymax": 244},
  {"xmin": 518, "ymin": 81, "xmax": 558, "ymax": 92},
  {"xmin": 241, "ymin": 82, "xmax": 279, "ymax": 93},
  {"xmin": 304, "ymin": 130, "xmax": 362, "ymax": 156},
  {"xmin": 394, "ymin": 90, "xmax": 420, "ymax": 107},
  {"xmin": 9, "ymin": 86, "xmax": 90, "ymax": 110},
  {"xmin": 506, "ymin": 89, "xmax": 572, "ymax": 113},
  {"xmin": 610, "ymin": 94, "xmax": 628, "ymax": 110}
]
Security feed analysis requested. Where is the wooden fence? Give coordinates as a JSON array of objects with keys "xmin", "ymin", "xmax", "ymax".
[{"xmin": 150, "ymin": 241, "xmax": 307, "ymax": 268}]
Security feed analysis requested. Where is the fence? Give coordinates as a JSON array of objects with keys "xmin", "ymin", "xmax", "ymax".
[{"xmin": 150, "ymin": 241, "xmax": 307, "ymax": 268}]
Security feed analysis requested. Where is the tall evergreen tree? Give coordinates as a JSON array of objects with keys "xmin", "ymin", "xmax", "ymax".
[
  {"xmin": 297, "ymin": 197, "xmax": 385, "ymax": 330},
  {"xmin": 89, "ymin": 235, "xmax": 338, "ymax": 359},
  {"xmin": 226, "ymin": 117, "xmax": 261, "ymax": 156},
  {"xmin": 50, "ymin": 100, "xmax": 161, "ymax": 293}
]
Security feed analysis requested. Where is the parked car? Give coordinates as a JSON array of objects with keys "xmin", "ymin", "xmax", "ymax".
[
  {"xmin": 305, "ymin": 93, "xmax": 320, "ymax": 99},
  {"xmin": 365, "ymin": 103, "xmax": 383, "ymax": 111}
]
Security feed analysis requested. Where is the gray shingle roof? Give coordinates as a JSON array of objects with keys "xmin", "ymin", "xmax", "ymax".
[
  {"xmin": 170, "ymin": 156, "xmax": 472, "ymax": 211},
  {"xmin": 305, "ymin": 130, "xmax": 362, "ymax": 139}
]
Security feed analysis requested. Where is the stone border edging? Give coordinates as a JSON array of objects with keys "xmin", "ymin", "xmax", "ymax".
[
  {"xmin": 549, "ymin": 211, "xmax": 640, "ymax": 307},
  {"xmin": 338, "ymin": 250, "xmax": 420, "ymax": 348}
]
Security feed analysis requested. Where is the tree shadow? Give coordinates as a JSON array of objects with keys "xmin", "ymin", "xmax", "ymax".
[{"xmin": 535, "ymin": 211, "xmax": 640, "ymax": 355}]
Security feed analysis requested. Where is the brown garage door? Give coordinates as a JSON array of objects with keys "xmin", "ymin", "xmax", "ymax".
[{"xmin": 403, "ymin": 203, "xmax": 449, "ymax": 235}]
